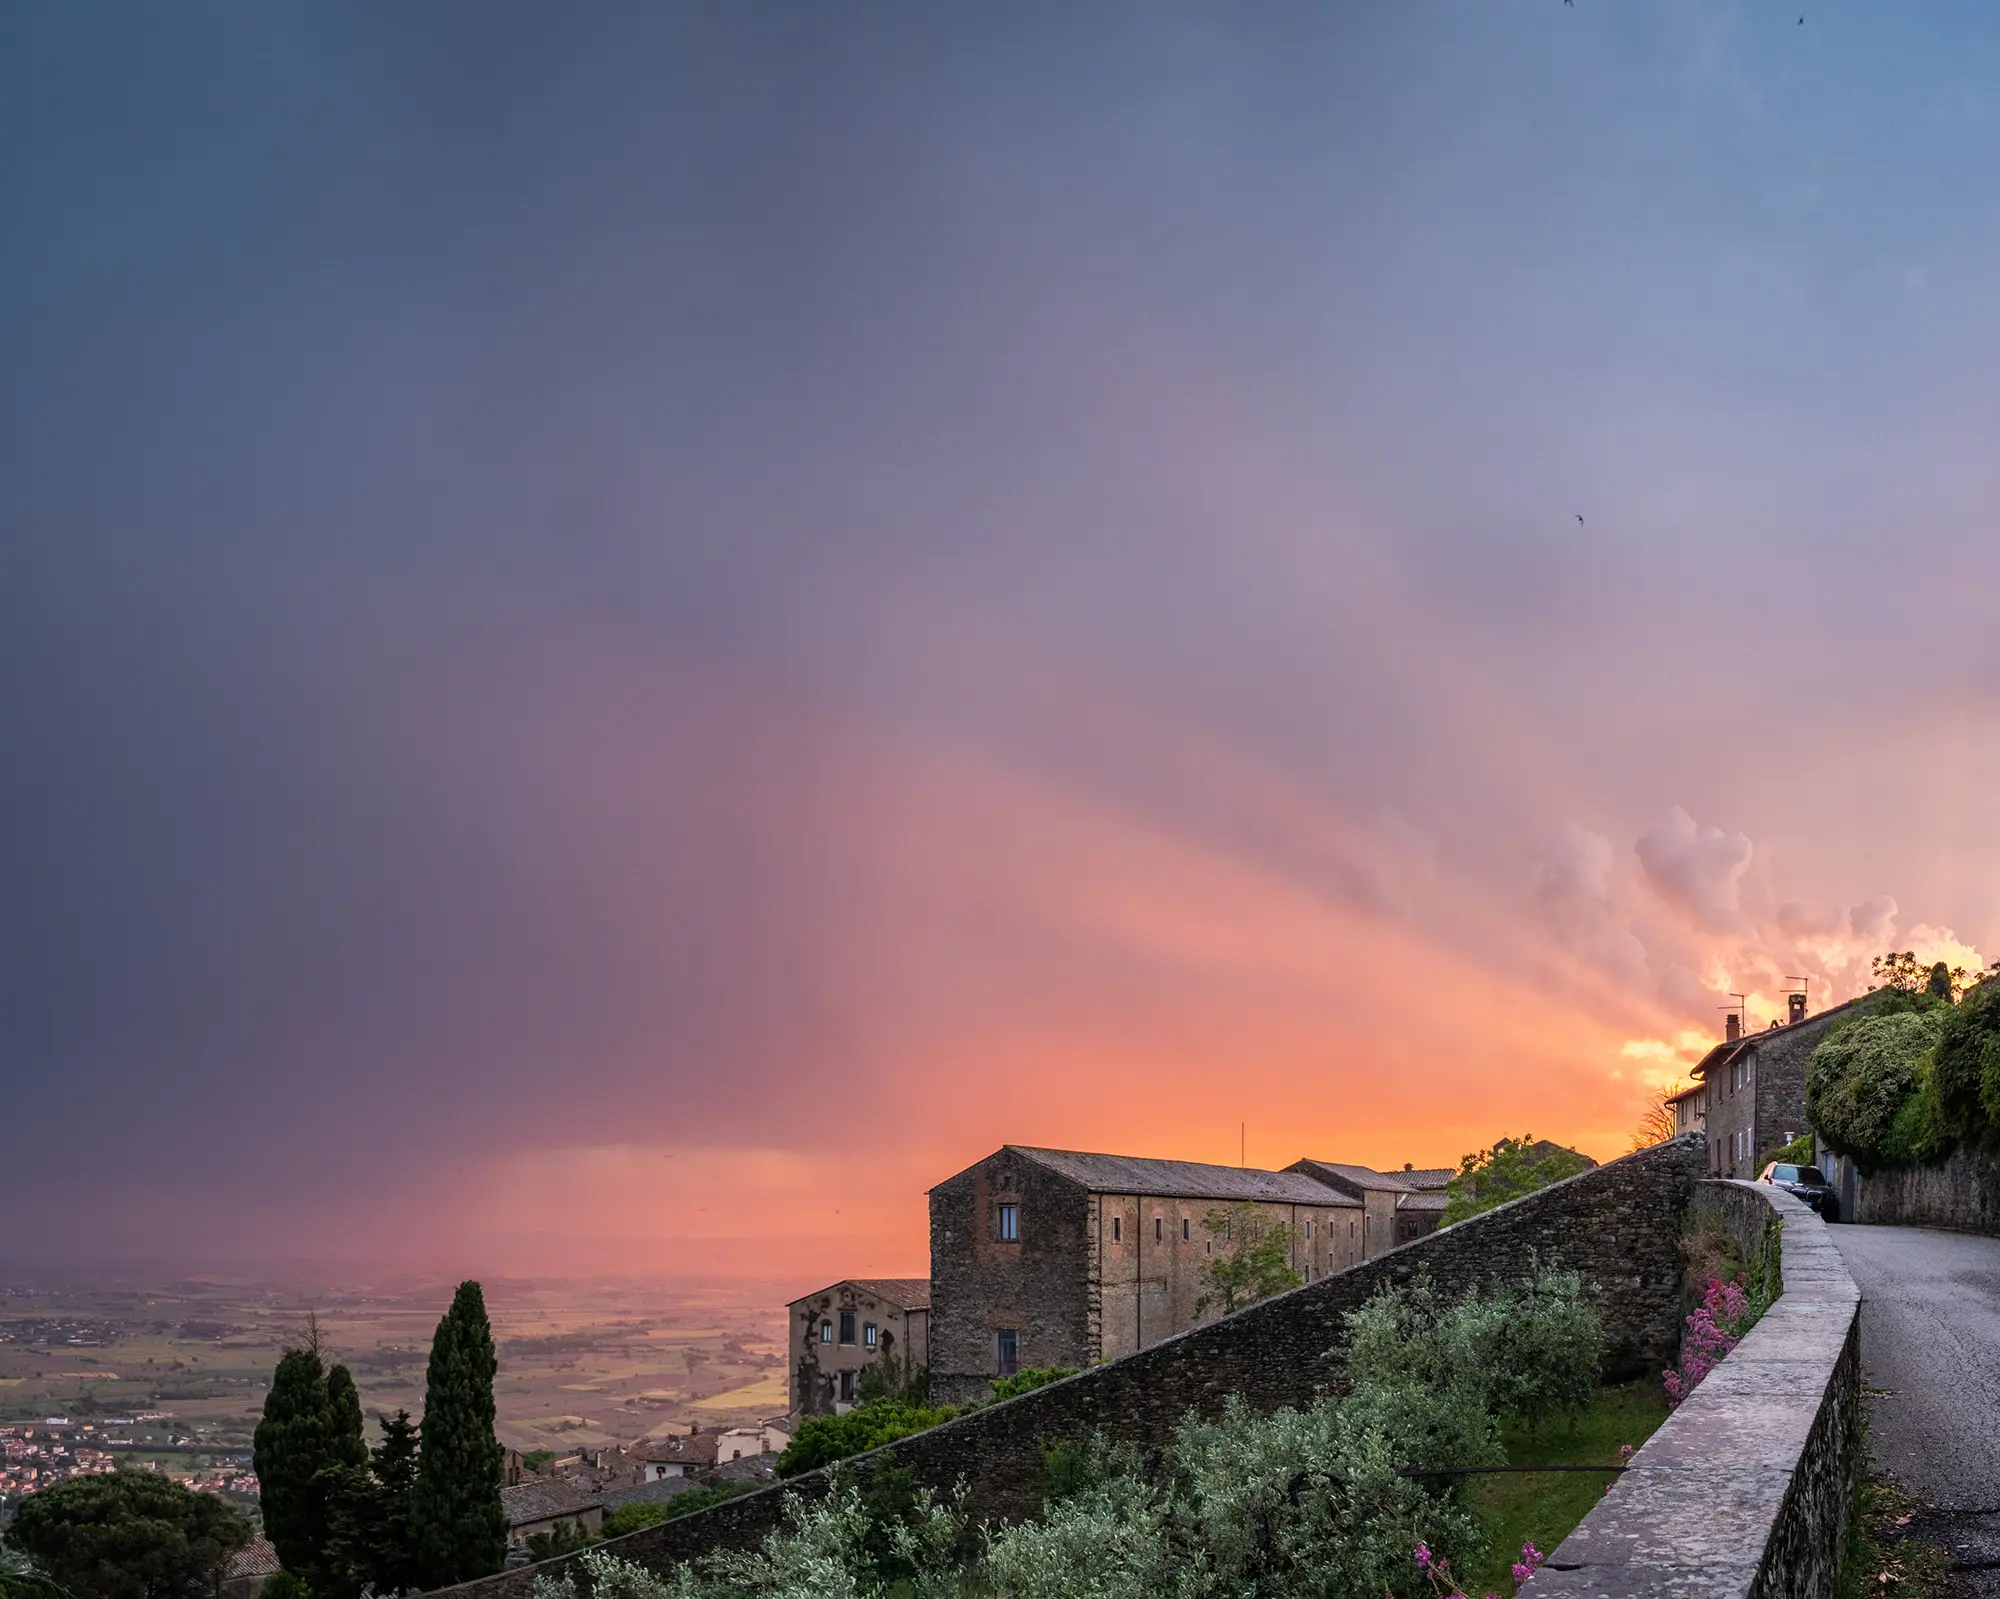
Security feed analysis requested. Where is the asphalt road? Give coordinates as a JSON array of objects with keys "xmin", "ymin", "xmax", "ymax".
[{"xmin": 1830, "ymin": 1223, "xmax": 2000, "ymax": 1584}]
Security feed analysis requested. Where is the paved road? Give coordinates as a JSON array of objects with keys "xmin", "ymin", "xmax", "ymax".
[{"xmin": 1830, "ymin": 1224, "xmax": 2000, "ymax": 1584}]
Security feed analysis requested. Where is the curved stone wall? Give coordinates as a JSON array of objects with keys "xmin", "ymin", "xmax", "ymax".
[{"xmin": 1524, "ymin": 1179, "xmax": 1861, "ymax": 1599}]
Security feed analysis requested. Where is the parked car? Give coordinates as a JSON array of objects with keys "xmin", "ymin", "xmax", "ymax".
[{"xmin": 1756, "ymin": 1161, "xmax": 1841, "ymax": 1221}]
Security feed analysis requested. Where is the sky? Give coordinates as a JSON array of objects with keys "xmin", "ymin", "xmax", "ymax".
[{"xmin": 5, "ymin": 2, "xmax": 2000, "ymax": 1281}]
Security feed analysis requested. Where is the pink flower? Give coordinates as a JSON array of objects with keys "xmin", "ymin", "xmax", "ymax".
[
  {"xmin": 1416, "ymin": 1543, "xmax": 1433, "ymax": 1570},
  {"xmin": 1618, "ymin": 1444, "xmax": 1635, "ymax": 1463}
]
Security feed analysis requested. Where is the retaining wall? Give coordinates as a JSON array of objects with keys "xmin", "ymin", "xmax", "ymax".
[
  {"xmin": 1525, "ymin": 1180, "xmax": 1861, "ymax": 1599},
  {"xmin": 1820, "ymin": 1139, "xmax": 2000, "ymax": 1234},
  {"xmin": 444, "ymin": 1135, "xmax": 1705, "ymax": 1599}
]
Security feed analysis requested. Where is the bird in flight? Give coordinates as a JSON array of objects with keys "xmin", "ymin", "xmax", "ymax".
[{"xmin": 1576, "ymin": 514, "xmax": 1585, "ymax": 525}]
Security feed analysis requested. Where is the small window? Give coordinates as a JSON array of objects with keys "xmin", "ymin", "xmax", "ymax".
[
  {"xmin": 838, "ymin": 1310, "xmax": 856, "ymax": 1345},
  {"xmin": 998, "ymin": 1203, "xmax": 1019, "ymax": 1242},
  {"xmin": 996, "ymin": 1329, "xmax": 1019, "ymax": 1376},
  {"xmin": 1112, "ymin": 1216, "xmax": 1122, "ymax": 1243},
  {"xmin": 820, "ymin": 1321, "xmax": 833, "ymax": 1344},
  {"xmin": 1154, "ymin": 1217, "xmax": 1162, "ymax": 1242},
  {"xmin": 1181, "ymin": 1217, "xmax": 1190, "ymax": 1242},
  {"xmin": 1305, "ymin": 1220, "xmax": 1312, "ymax": 1239},
  {"xmin": 864, "ymin": 1322, "xmax": 877, "ymax": 1347},
  {"xmin": 839, "ymin": 1370, "xmax": 856, "ymax": 1402}
]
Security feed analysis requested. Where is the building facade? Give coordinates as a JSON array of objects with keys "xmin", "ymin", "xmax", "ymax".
[
  {"xmin": 787, "ymin": 1278, "xmax": 931, "ymax": 1417},
  {"xmin": 1284, "ymin": 1160, "xmax": 1455, "ymax": 1258},
  {"xmin": 1693, "ymin": 993, "xmax": 1873, "ymax": 1178},
  {"xmin": 927, "ymin": 1146, "xmax": 1364, "ymax": 1403}
]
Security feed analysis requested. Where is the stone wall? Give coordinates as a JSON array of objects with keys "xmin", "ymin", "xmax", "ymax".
[
  {"xmin": 1525, "ymin": 1180, "xmax": 1861, "ymax": 1599},
  {"xmin": 1825, "ymin": 1138, "xmax": 2000, "ymax": 1233},
  {"xmin": 928, "ymin": 1148, "xmax": 1095, "ymax": 1400},
  {"xmin": 437, "ymin": 1135, "xmax": 1705, "ymax": 1599}
]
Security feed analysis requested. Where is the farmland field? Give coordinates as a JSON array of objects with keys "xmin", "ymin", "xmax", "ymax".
[{"xmin": 0, "ymin": 1274, "xmax": 791, "ymax": 1451}]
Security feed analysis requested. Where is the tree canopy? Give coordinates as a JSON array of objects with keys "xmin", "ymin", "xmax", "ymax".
[
  {"xmin": 1442, "ymin": 1137, "xmax": 1593, "ymax": 1224},
  {"xmin": 1194, "ymin": 1204, "xmax": 1301, "ymax": 1318},
  {"xmin": 410, "ymin": 1282, "xmax": 507, "ymax": 1588},
  {"xmin": 3, "ymin": 1471, "xmax": 250, "ymax": 1599}
]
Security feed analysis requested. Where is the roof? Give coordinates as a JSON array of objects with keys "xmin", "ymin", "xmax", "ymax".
[
  {"xmin": 789, "ymin": 1277, "xmax": 931, "ymax": 1311},
  {"xmin": 1003, "ymin": 1146, "xmax": 1362, "ymax": 1205},
  {"xmin": 1665, "ymin": 1083, "xmax": 1705, "ymax": 1104},
  {"xmin": 1690, "ymin": 992, "xmax": 1880, "ymax": 1081},
  {"xmin": 1398, "ymin": 1167, "xmax": 1455, "ymax": 1191},
  {"xmin": 1289, "ymin": 1159, "xmax": 1424, "ymax": 1194},
  {"xmin": 1397, "ymin": 1190, "xmax": 1450, "ymax": 1213},
  {"xmin": 227, "ymin": 1541, "xmax": 282, "ymax": 1580},
  {"xmin": 641, "ymin": 1430, "xmax": 719, "ymax": 1466},
  {"xmin": 502, "ymin": 1479, "xmax": 603, "ymax": 1527},
  {"xmin": 600, "ymin": 1476, "xmax": 701, "ymax": 1512}
]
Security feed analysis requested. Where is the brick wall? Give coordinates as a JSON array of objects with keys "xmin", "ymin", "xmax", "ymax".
[{"xmin": 437, "ymin": 1135, "xmax": 1704, "ymax": 1599}]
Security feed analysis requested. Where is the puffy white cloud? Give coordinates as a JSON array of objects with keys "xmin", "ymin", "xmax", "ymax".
[
  {"xmin": 1635, "ymin": 806, "xmax": 1753, "ymax": 932},
  {"xmin": 1539, "ymin": 823, "xmax": 1614, "ymax": 908}
]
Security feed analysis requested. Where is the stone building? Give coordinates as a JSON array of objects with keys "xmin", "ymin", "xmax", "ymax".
[
  {"xmin": 787, "ymin": 1278, "xmax": 930, "ymax": 1417},
  {"xmin": 1284, "ymin": 1160, "xmax": 1455, "ymax": 1258},
  {"xmin": 1667, "ymin": 1081, "xmax": 1707, "ymax": 1139},
  {"xmin": 928, "ymin": 1146, "xmax": 1364, "ymax": 1403},
  {"xmin": 1693, "ymin": 992, "xmax": 1874, "ymax": 1178}
]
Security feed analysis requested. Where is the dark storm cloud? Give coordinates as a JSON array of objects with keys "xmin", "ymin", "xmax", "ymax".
[{"xmin": 6, "ymin": 3, "xmax": 2000, "ymax": 1263}]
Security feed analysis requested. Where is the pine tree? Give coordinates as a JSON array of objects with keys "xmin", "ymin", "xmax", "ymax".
[
  {"xmin": 411, "ymin": 1282, "xmax": 507, "ymax": 1587},
  {"xmin": 368, "ymin": 1410, "xmax": 425, "ymax": 1597}
]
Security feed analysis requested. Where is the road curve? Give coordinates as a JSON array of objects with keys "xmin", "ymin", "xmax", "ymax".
[{"xmin": 1829, "ymin": 1223, "xmax": 2000, "ymax": 1585}]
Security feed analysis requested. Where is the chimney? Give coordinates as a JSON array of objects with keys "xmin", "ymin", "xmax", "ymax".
[
  {"xmin": 1726, "ymin": 1013, "xmax": 1741, "ymax": 1042},
  {"xmin": 1788, "ymin": 992, "xmax": 1807, "ymax": 1025},
  {"xmin": 1403, "ymin": 1163, "xmax": 1413, "ymax": 1172}
]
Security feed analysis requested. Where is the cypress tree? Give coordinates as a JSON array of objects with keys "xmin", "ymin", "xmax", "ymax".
[
  {"xmin": 369, "ymin": 1410, "xmax": 425, "ymax": 1597},
  {"xmin": 411, "ymin": 1282, "xmax": 507, "ymax": 1587},
  {"xmin": 255, "ymin": 1345, "xmax": 336, "ymax": 1577},
  {"xmin": 253, "ymin": 1333, "xmax": 373, "ymax": 1591}
]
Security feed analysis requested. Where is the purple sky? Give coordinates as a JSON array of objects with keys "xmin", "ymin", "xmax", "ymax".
[{"xmin": 4, "ymin": 3, "xmax": 1999, "ymax": 1275}]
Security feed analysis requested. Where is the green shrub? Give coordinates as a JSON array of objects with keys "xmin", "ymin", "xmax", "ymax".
[
  {"xmin": 989, "ymin": 1366, "xmax": 1076, "ymax": 1403},
  {"xmin": 1808, "ymin": 1009, "xmax": 1946, "ymax": 1168},
  {"xmin": 774, "ymin": 1399, "xmax": 957, "ymax": 1477},
  {"xmin": 598, "ymin": 1480, "xmax": 754, "ymax": 1541},
  {"xmin": 1343, "ymin": 1265, "xmax": 1602, "ymax": 1430},
  {"xmin": 256, "ymin": 1577, "xmax": 311, "ymax": 1599},
  {"xmin": 1944, "ymin": 977, "xmax": 2000, "ymax": 1130},
  {"xmin": 1769, "ymin": 1130, "xmax": 1815, "ymax": 1168},
  {"xmin": 4, "ymin": 1472, "xmax": 252, "ymax": 1599}
]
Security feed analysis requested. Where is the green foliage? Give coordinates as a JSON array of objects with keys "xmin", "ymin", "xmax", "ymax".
[
  {"xmin": 854, "ymin": 1354, "xmax": 928, "ymax": 1406},
  {"xmin": 1769, "ymin": 1130, "xmax": 1816, "ymax": 1168},
  {"xmin": 775, "ymin": 1399, "xmax": 957, "ymax": 1478},
  {"xmin": 325, "ymin": 1409, "xmax": 423, "ymax": 1597},
  {"xmin": 989, "ymin": 1367, "xmax": 1076, "ymax": 1402},
  {"xmin": 253, "ymin": 1339, "xmax": 368, "ymax": 1589},
  {"xmin": 257, "ymin": 1574, "xmax": 312, "ymax": 1599},
  {"xmin": 1808, "ymin": 1009, "xmax": 1948, "ymax": 1169},
  {"xmin": 1458, "ymin": 1383, "xmax": 1670, "ymax": 1597},
  {"xmin": 411, "ymin": 1281, "xmax": 508, "ymax": 1588},
  {"xmin": 0, "ymin": 1558, "xmax": 76, "ymax": 1599},
  {"xmin": 1036, "ymin": 1436, "xmax": 1141, "ymax": 1513},
  {"xmin": 520, "ymin": 1449, "xmax": 557, "ymax": 1473},
  {"xmin": 525, "ymin": 1523, "xmax": 596, "ymax": 1564},
  {"xmin": 1945, "ymin": 976, "xmax": 2000, "ymax": 1131},
  {"xmin": 1443, "ymin": 1137, "xmax": 1594, "ymax": 1225},
  {"xmin": 1343, "ymin": 1264, "xmax": 1603, "ymax": 1431},
  {"xmin": 3, "ymin": 1471, "xmax": 251, "ymax": 1599},
  {"xmin": 598, "ymin": 1483, "xmax": 755, "ymax": 1540},
  {"xmin": 1193, "ymin": 1204, "xmax": 1302, "ymax": 1319}
]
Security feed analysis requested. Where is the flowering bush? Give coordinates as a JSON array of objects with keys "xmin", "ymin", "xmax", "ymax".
[
  {"xmin": 1662, "ymin": 1274, "xmax": 1755, "ymax": 1405},
  {"xmin": 1414, "ymin": 1536, "xmax": 1544, "ymax": 1598}
]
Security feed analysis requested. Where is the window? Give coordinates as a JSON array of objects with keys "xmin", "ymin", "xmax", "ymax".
[
  {"xmin": 1305, "ymin": 1220, "xmax": 1313, "ymax": 1239},
  {"xmin": 1112, "ymin": 1216, "xmax": 1122, "ymax": 1243},
  {"xmin": 997, "ymin": 1203, "xmax": 1019, "ymax": 1242},
  {"xmin": 864, "ymin": 1322, "xmax": 877, "ymax": 1348},
  {"xmin": 838, "ymin": 1310, "xmax": 856, "ymax": 1345},
  {"xmin": 996, "ymin": 1329, "xmax": 1019, "ymax": 1376},
  {"xmin": 819, "ymin": 1321, "xmax": 832, "ymax": 1344},
  {"xmin": 1181, "ymin": 1218, "xmax": 1190, "ymax": 1241},
  {"xmin": 1154, "ymin": 1217, "xmax": 1162, "ymax": 1242},
  {"xmin": 839, "ymin": 1370, "xmax": 856, "ymax": 1403}
]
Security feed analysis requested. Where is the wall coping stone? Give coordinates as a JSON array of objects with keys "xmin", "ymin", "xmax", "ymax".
[{"xmin": 1523, "ymin": 1179, "xmax": 1861, "ymax": 1599}]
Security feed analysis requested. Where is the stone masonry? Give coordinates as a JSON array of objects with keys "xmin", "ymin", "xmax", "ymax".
[{"xmin": 437, "ymin": 1135, "xmax": 1706, "ymax": 1599}]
